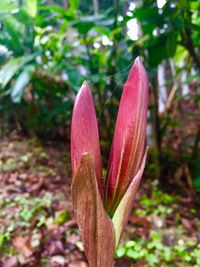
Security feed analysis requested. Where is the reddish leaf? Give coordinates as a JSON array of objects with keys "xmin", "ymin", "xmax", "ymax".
[
  {"xmin": 68, "ymin": 261, "xmax": 88, "ymax": 267},
  {"xmin": 71, "ymin": 153, "xmax": 115, "ymax": 267},
  {"xmin": 181, "ymin": 218, "xmax": 193, "ymax": 230},
  {"xmin": 13, "ymin": 236, "xmax": 34, "ymax": 257},
  {"xmin": 4, "ymin": 257, "xmax": 18, "ymax": 267},
  {"xmin": 129, "ymin": 215, "xmax": 150, "ymax": 229}
]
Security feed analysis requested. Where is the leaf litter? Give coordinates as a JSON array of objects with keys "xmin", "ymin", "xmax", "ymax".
[{"xmin": 0, "ymin": 134, "xmax": 200, "ymax": 267}]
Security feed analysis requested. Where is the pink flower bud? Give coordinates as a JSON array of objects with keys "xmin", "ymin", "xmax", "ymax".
[
  {"xmin": 105, "ymin": 57, "xmax": 149, "ymax": 214},
  {"xmin": 71, "ymin": 81, "xmax": 103, "ymax": 197}
]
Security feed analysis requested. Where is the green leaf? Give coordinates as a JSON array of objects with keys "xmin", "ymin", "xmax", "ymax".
[
  {"xmin": 69, "ymin": 0, "xmax": 79, "ymax": 10},
  {"xmin": 0, "ymin": 234, "xmax": 4, "ymax": 248},
  {"xmin": 93, "ymin": 26, "xmax": 111, "ymax": 36},
  {"xmin": 14, "ymin": 8, "xmax": 32, "ymax": 24},
  {"xmin": 166, "ymin": 33, "xmax": 177, "ymax": 57},
  {"xmin": 126, "ymin": 249, "xmax": 140, "ymax": 260},
  {"xmin": 67, "ymin": 68, "xmax": 83, "ymax": 87},
  {"xmin": 0, "ymin": 55, "xmax": 34, "ymax": 88},
  {"xmin": 1, "ymin": 16, "xmax": 24, "ymax": 54},
  {"xmin": 193, "ymin": 160, "xmax": 200, "ymax": 192},
  {"xmin": 55, "ymin": 210, "xmax": 70, "ymax": 226},
  {"xmin": 112, "ymin": 148, "xmax": 148, "ymax": 247},
  {"xmin": 39, "ymin": 5, "xmax": 65, "ymax": 15},
  {"xmin": 74, "ymin": 14, "xmax": 110, "ymax": 34},
  {"xmin": 11, "ymin": 65, "xmax": 34, "ymax": 103},
  {"xmin": 116, "ymin": 245, "xmax": 126, "ymax": 258},
  {"xmin": 71, "ymin": 153, "xmax": 115, "ymax": 267},
  {"xmin": 148, "ymin": 44, "xmax": 167, "ymax": 66},
  {"xmin": 174, "ymin": 45, "xmax": 188, "ymax": 64},
  {"xmin": 24, "ymin": 0, "xmax": 37, "ymax": 18},
  {"xmin": 0, "ymin": 0, "xmax": 18, "ymax": 15}
]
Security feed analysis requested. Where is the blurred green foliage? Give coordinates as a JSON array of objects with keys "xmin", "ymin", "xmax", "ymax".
[
  {"xmin": 116, "ymin": 188, "xmax": 200, "ymax": 266},
  {"xmin": 116, "ymin": 234, "xmax": 200, "ymax": 266},
  {"xmin": 0, "ymin": 0, "xmax": 199, "ymax": 190}
]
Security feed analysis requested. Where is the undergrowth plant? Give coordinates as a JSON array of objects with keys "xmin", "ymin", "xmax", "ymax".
[{"xmin": 70, "ymin": 57, "xmax": 149, "ymax": 266}]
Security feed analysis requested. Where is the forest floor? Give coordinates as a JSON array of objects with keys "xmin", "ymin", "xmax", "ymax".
[{"xmin": 0, "ymin": 133, "xmax": 200, "ymax": 267}]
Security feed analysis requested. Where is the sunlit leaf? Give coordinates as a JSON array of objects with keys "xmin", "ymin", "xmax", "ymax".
[
  {"xmin": 0, "ymin": 16, "xmax": 24, "ymax": 54},
  {"xmin": 0, "ymin": 55, "xmax": 34, "ymax": 88},
  {"xmin": 69, "ymin": 0, "xmax": 79, "ymax": 10},
  {"xmin": 11, "ymin": 65, "xmax": 34, "ymax": 103},
  {"xmin": 39, "ymin": 5, "xmax": 65, "ymax": 15},
  {"xmin": 0, "ymin": 0, "xmax": 18, "ymax": 15},
  {"xmin": 24, "ymin": 0, "xmax": 37, "ymax": 18}
]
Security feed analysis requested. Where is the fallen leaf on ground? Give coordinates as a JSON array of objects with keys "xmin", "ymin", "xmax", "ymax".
[{"xmin": 13, "ymin": 236, "xmax": 34, "ymax": 257}]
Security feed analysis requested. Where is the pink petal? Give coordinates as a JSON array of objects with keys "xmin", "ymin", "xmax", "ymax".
[
  {"xmin": 71, "ymin": 81, "xmax": 103, "ymax": 197},
  {"xmin": 105, "ymin": 57, "xmax": 149, "ymax": 214}
]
